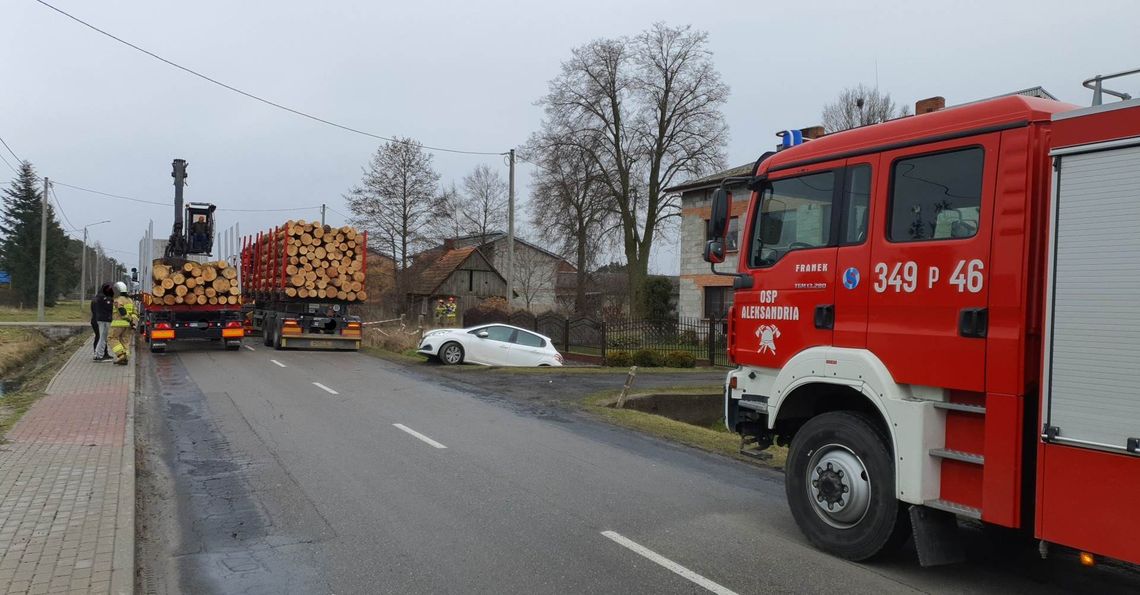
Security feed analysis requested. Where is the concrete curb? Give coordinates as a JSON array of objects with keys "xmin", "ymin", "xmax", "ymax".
[{"xmin": 110, "ymin": 350, "xmax": 137, "ymax": 595}]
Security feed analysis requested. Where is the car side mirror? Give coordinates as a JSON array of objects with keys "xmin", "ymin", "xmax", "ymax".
[
  {"xmin": 477, "ymin": 330, "xmax": 489, "ymax": 338},
  {"xmin": 704, "ymin": 239, "xmax": 726, "ymax": 264}
]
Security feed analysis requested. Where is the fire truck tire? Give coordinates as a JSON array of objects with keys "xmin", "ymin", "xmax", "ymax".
[{"xmin": 785, "ymin": 410, "xmax": 909, "ymax": 561}]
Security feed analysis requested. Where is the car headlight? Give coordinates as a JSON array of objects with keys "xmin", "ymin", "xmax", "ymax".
[{"xmin": 423, "ymin": 331, "xmax": 447, "ymax": 340}]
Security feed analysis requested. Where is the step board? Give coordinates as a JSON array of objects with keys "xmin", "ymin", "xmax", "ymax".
[
  {"xmin": 925, "ymin": 499, "xmax": 982, "ymax": 520},
  {"xmin": 932, "ymin": 401, "xmax": 986, "ymax": 415},
  {"xmin": 929, "ymin": 448, "xmax": 984, "ymax": 465}
]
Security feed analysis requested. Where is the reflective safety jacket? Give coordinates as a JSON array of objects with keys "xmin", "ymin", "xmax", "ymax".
[{"xmin": 111, "ymin": 296, "xmax": 137, "ymax": 328}]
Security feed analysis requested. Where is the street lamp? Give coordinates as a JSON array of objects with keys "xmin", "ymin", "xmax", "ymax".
[{"xmin": 79, "ymin": 220, "xmax": 111, "ymax": 309}]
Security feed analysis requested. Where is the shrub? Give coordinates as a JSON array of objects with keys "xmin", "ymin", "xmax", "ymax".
[
  {"xmin": 662, "ymin": 350, "xmax": 696, "ymax": 368},
  {"xmin": 632, "ymin": 348, "xmax": 663, "ymax": 367},
  {"xmin": 605, "ymin": 350, "xmax": 633, "ymax": 367}
]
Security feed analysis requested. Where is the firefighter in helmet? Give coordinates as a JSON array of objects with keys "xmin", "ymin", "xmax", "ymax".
[
  {"xmin": 445, "ymin": 296, "xmax": 458, "ymax": 324},
  {"xmin": 435, "ymin": 298, "xmax": 447, "ymax": 325},
  {"xmin": 108, "ymin": 281, "xmax": 138, "ymax": 365}
]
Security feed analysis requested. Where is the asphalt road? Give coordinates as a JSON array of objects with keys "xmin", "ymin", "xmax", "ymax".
[{"xmin": 135, "ymin": 342, "xmax": 1140, "ymax": 594}]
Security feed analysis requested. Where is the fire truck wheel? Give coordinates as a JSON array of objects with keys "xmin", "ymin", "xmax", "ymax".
[{"xmin": 785, "ymin": 410, "xmax": 909, "ymax": 561}]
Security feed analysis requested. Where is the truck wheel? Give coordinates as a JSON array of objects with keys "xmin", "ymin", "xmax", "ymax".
[
  {"xmin": 263, "ymin": 321, "xmax": 274, "ymax": 347},
  {"xmin": 272, "ymin": 326, "xmax": 284, "ymax": 351},
  {"xmin": 439, "ymin": 342, "xmax": 464, "ymax": 365},
  {"xmin": 785, "ymin": 411, "xmax": 908, "ymax": 561}
]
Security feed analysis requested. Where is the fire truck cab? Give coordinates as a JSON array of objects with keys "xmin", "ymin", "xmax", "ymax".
[{"xmin": 708, "ymin": 72, "xmax": 1140, "ymax": 565}]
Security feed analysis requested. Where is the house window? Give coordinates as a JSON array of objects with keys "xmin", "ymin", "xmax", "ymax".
[
  {"xmin": 704, "ymin": 286, "xmax": 732, "ymax": 319},
  {"xmin": 706, "ymin": 216, "xmax": 740, "ymax": 252}
]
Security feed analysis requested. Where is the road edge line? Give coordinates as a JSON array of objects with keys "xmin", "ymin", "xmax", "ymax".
[{"xmin": 600, "ymin": 530, "xmax": 739, "ymax": 595}]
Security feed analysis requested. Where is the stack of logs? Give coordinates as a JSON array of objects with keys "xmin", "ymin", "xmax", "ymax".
[
  {"xmin": 151, "ymin": 260, "xmax": 240, "ymax": 306},
  {"xmin": 266, "ymin": 221, "xmax": 368, "ymax": 301}
]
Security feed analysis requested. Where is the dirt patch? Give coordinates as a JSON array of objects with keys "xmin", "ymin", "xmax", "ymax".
[{"xmin": 614, "ymin": 392, "xmax": 725, "ymax": 426}]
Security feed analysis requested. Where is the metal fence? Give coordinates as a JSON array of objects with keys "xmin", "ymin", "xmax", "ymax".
[{"xmin": 461, "ymin": 308, "xmax": 730, "ymax": 366}]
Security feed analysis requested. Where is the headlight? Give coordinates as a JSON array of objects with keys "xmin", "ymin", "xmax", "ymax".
[{"xmin": 423, "ymin": 331, "xmax": 447, "ymax": 340}]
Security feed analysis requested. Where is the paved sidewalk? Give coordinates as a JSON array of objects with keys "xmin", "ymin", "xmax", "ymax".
[{"xmin": 0, "ymin": 339, "xmax": 134, "ymax": 595}]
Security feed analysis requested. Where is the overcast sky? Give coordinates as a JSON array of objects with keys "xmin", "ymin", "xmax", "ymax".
[{"xmin": 3, "ymin": 0, "xmax": 1138, "ymax": 274}]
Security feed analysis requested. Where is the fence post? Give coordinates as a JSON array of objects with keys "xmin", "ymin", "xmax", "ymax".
[
  {"xmin": 564, "ymin": 317, "xmax": 571, "ymax": 354},
  {"xmin": 708, "ymin": 318, "xmax": 716, "ymax": 365}
]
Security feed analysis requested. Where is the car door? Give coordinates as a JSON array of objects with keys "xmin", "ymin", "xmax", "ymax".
[
  {"xmin": 511, "ymin": 330, "xmax": 548, "ymax": 366},
  {"xmin": 466, "ymin": 325, "xmax": 515, "ymax": 365},
  {"xmin": 735, "ymin": 160, "xmax": 842, "ymax": 370}
]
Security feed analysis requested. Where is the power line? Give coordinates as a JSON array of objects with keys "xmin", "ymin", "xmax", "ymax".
[
  {"xmin": 48, "ymin": 186, "xmax": 77, "ymax": 231},
  {"xmin": 53, "ymin": 180, "xmax": 169, "ymax": 206},
  {"xmin": 33, "ymin": 0, "xmax": 506, "ymax": 157},
  {"xmin": 0, "ymin": 133, "xmax": 21, "ymax": 163},
  {"xmin": 0, "ymin": 151, "xmax": 17, "ymax": 175}
]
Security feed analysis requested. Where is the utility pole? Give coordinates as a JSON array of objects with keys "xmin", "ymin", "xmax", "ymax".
[
  {"xmin": 36, "ymin": 177, "xmax": 49, "ymax": 321},
  {"xmin": 79, "ymin": 227, "xmax": 88, "ymax": 309},
  {"xmin": 506, "ymin": 149, "xmax": 515, "ymax": 308},
  {"xmin": 321, "ymin": 204, "xmax": 326, "ymax": 226}
]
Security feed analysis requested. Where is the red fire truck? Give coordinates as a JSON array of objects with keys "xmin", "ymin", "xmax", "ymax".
[{"xmin": 705, "ymin": 69, "xmax": 1140, "ymax": 566}]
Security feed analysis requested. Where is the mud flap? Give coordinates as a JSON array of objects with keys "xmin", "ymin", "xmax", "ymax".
[{"xmin": 910, "ymin": 505, "xmax": 966, "ymax": 566}]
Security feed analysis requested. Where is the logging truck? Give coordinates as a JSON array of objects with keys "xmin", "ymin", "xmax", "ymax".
[
  {"xmin": 137, "ymin": 159, "xmax": 244, "ymax": 353},
  {"xmin": 705, "ymin": 70, "xmax": 1140, "ymax": 567},
  {"xmin": 240, "ymin": 220, "xmax": 367, "ymax": 351}
]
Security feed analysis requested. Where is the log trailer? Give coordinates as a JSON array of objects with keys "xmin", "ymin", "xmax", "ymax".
[
  {"xmin": 138, "ymin": 159, "xmax": 243, "ymax": 352},
  {"xmin": 240, "ymin": 222, "xmax": 366, "ymax": 351},
  {"xmin": 705, "ymin": 69, "xmax": 1140, "ymax": 567}
]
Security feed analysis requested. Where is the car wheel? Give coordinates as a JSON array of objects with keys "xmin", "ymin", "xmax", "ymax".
[
  {"xmin": 439, "ymin": 342, "xmax": 464, "ymax": 365},
  {"xmin": 785, "ymin": 411, "xmax": 909, "ymax": 561}
]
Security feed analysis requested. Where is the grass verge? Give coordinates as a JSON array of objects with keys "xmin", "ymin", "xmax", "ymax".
[
  {"xmin": 362, "ymin": 346, "xmax": 721, "ymax": 375},
  {"xmin": 0, "ymin": 301, "xmax": 88, "ymax": 323},
  {"xmin": 0, "ymin": 333, "xmax": 86, "ymax": 440},
  {"xmin": 583, "ymin": 387, "xmax": 788, "ymax": 469}
]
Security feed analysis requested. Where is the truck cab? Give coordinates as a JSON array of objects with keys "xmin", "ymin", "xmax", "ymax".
[{"xmin": 710, "ymin": 83, "xmax": 1140, "ymax": 566}]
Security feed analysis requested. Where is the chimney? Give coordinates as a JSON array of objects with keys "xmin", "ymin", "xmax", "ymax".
[
  {"xmin": 915, "ymin": 96, "xmax": 946, "ymax": 114},
  {"xmin": 443, "ymin": 238, "xmax": 455, "ymax": 251},
  {"xmin": 800, "ymin": 126, "xmax": 826, "ymax": 140}
]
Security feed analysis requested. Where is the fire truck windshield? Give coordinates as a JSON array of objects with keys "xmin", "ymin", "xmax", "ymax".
[{"xmin": 749, "ymin": 170, "xmax": 836, "ymax": 267}]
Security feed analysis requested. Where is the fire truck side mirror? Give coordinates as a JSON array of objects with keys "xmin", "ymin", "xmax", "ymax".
[
  {"xmin": 708, "ymin": 188, "xmax": 732, "ymax": 239},
  {"xmin": 704, "ymin": 239, "xmax": 726, "ymax": 264}
]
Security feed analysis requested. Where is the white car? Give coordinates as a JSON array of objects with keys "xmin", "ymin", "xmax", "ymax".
[{"xmin": 418, "ymin": 324, "xmax": 564, "ymax": 367}]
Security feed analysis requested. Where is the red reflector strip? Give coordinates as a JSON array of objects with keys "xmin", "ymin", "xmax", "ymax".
[
  {"xmin": 826, "ymin": 359, "xmax": 838, "ymax": 365},
  {"xmin": 729, "ymin": 376, "xmax": 738, "ymax": 389}
]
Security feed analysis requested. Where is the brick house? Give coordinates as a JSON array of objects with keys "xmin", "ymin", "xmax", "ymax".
[{"xmin": 666, "ymin": 163, "xmax": 754, "ymax": 321}]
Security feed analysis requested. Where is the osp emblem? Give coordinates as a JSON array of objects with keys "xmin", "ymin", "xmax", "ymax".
[
  {"xmin": 756, "ymin": 324, "xmax": 781, "ymax": 355},
  {"xmin": 843, "ymin": 267, "xmax": 860, "ymax": 290}
]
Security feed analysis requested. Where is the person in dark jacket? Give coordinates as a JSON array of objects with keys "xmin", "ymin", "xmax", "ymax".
[{"xmin": 92, "ymin": 284, "xmax": 114, "ymax": 361}]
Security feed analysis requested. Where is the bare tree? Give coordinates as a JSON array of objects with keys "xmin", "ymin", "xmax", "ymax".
[
  {"xmin": 461, "ymin": 164, "xmax": 508, "ymax": 245},
  {"xmin": 821, "ymin": 84, "xmax": 910, "ymax": 133},
  {"xmin": 524, "ymin": 138, "xmax": 611, "ymax": 314},
  {"xmin": 345, "ymin": 137, "xmax": 440, "ymax": 299},
  {"xmin": 513, "ymin": 246, "xmax": 554, "ymax": 311},
  {"xmin": 536, "ymin": 22, "xmax": 728, "ymax": 316},
  {"xmin": 431, "ymin": 182, "xmax": 465, "ymax": 241}
]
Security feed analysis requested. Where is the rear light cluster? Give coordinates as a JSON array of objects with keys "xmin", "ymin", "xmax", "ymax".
[
  {"xmin": 341, "ymin": 321, "xmax": 362, "ymax": 337},
  {"xmin": 281, "ymin": 319, "xmax": 302, "ymax": 335},
  {"xmin": 151, "ymin": 321, "xmax": 175, "ymax": 340},
  {"xmin": 222, "ymin": 320, "xmax": 244, "ymax": 338}
]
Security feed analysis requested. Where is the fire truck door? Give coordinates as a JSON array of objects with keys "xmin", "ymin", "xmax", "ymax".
[
  {"xmin": 735, "ymin": 161, "xmax": 841, "ymax": 370},
  {"xmin": 867, "ymin": 136, "xmax": 998, "ymax": 392}
]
